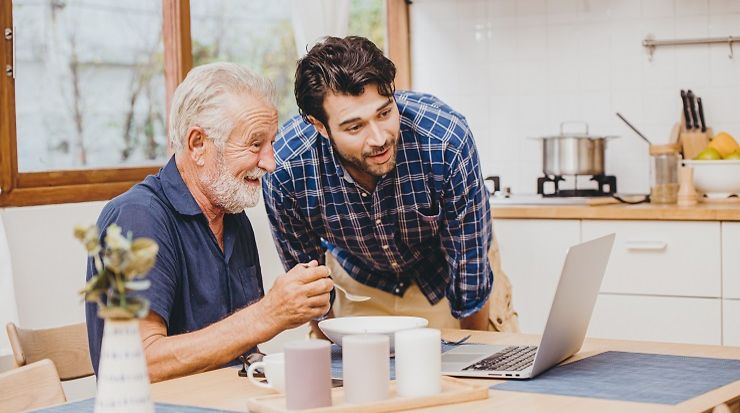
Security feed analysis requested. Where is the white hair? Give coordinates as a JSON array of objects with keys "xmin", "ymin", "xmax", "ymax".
[{"xmin": 168, "ymin": 62, "xmax": 278, "ymax": 152}]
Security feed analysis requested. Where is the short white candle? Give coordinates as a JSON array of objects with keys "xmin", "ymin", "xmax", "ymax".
[
  {"xmin": 394, "ymin": 328, "xmax": 441, "ymax": 397},
  {"xmin": 342, "ymin": 334, "xmax": 390, "ymax": 404}
]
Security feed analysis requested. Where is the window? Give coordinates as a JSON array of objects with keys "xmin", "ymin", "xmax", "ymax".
[
  {"xmin": 190, "ymin": 0, "xmax": 386, "ymax": 123},
  {"xmin": 0, "ymin": 0, "xmax": 409, "ymax": 206},
  {"xmin": 14, "ymin": 1, "xmax": 169, "ymax": 174}
]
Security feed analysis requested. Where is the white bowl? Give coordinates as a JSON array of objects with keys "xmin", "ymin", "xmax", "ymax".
[
  {"xmin": 683, "ymin": 160, "xmax": 740, "ymax": 197},
  {"xmin": 318, "ymin": 316, "xmax": 428, "ymax": 351}
]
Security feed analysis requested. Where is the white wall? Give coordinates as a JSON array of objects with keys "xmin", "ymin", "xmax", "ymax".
[
  {"xmin": 1, "ymin": 202, "xmax": 105, "ymax": 329},
  {"xmin": 410, "ymin": 0, "xmax": 740, "ymax": 194}
]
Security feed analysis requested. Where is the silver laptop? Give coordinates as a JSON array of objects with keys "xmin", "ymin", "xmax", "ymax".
[{"xmin": 442, "ymin": 233, "xmax": 615, "ymax": 379}]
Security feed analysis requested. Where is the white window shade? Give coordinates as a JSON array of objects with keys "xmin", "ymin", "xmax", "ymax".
[{"xmin": 291, "ymin": 0, "xmax": 350, "ymax": 58}]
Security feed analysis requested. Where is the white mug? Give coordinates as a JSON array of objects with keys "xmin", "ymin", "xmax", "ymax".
[{"xmin": 247, "ymin": 353, "xmax": 285, "ymax": 392}]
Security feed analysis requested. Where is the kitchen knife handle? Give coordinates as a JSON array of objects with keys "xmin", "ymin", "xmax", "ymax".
[
  {"xmin": 687, "ymin": 90, "xmax": 699, "ymax": 130},
  {"xmin": 697, "ymin": 97, "xmax": 707, "ymax": 133},
  {"xmin": 680, "ymin": 90, "xmax": 692, "ymax": 130}
]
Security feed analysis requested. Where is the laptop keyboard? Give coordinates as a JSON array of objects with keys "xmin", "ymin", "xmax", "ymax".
[{"xmin": 462, "ymin": 345, "xmax": 538, "ymax": 372}]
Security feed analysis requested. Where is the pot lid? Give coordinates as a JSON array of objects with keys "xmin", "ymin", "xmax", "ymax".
[
  {"xmin": 532, "ymin": 121, "xmax": 619, "ymax": 140},
  {"xmin": 536, "ymin": 134, "xmax": 619, "ymax": 140}
]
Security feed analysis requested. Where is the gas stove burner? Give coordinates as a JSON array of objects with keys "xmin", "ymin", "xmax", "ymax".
[{"xmin": 537, "ymin": 174, "xmax": 617, "ymax": 197}]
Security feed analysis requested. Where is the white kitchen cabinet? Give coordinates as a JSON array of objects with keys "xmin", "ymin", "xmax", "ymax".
[
  {"xmin": 582, "ymin": 220, "xmax": 721, "ymax": 298},
  {"xmin": 494, "ymin": 219, "xmax": 581, "ymax": 334},
  {"xmin": 723, "ymin": 300, "xmax": 740, "ymax": 346},
  {"xmin": 723, "ymin": 222, "xmax": 740, "ymax": 299},
  {"xmin": 589, "ymin": 294, "xmax": 722, "ymax": 345}
]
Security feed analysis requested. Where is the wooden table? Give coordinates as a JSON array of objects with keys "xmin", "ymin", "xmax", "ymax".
[{"xmin": 150, "ymin": 330, "xmax": 740, "ymax": 413}]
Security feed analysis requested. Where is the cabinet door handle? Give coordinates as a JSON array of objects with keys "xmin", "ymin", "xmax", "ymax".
[{"xmin": 625, "ymin": 241, "xmax": 667, "ymax": 251}]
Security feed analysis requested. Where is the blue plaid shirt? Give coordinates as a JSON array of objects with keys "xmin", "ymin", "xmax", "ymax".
[{"xmin": 262, "ymin": 91, "xmax": 492, "ymax": 318}]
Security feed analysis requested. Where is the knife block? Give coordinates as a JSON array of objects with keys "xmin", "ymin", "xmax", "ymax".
[{"xmin": 680, "ymin": 127, "xmax": 712, "ymax": 160}]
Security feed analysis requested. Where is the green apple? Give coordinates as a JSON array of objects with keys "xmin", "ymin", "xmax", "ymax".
[
  {"xmin": 694, "ymin": 147, "xmax": 722, "ymax": 160},
  {"xmin": 723, "ymin": 151, "xmax": 740, "ymax": 160}
]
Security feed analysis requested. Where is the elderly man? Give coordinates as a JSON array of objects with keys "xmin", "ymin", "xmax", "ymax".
[
  {"xmin": 263, "ymin": 36, "xmax": 518, "ymax": 335},
  {"xmin": 86, "ymin": 62, "xmax": 333, "ymax": 382}
]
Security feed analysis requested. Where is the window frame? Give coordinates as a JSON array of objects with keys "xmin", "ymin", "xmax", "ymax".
[{"xmin": 0, "ymin": 0, "xmax": 410, "ymax": 207}]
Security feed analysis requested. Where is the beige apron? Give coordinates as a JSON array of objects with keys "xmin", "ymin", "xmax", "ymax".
[{"xmin": 326, "ymin": 229, "xmax": 520, "ymax": 332}]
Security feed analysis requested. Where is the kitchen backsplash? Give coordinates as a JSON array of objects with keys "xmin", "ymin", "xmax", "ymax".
[{"xmin": 410, "ymin": 0, "xmax": 740, "ymax": 194}]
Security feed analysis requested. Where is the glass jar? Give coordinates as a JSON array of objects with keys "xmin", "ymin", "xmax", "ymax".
[{"xmin": 649, "ymin": 144, "xmax": 681, "ymax": 204}]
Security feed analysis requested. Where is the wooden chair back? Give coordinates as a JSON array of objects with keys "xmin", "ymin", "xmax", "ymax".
[
  {"xmin": 6, "ymin": 322, "xmax": 94, "ymax": 380},
  {"xmin": 0, "ymin": 359, "xmax": 66, "ymax": 413},
  {"xmin": 711, "ymin": 403, "xmax": 739, "ymax": 413}
]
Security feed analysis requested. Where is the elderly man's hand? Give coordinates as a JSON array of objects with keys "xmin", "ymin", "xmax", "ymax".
[{"xmin": 259, "ymin": 260, "xmax": 333, "ymax": 333}]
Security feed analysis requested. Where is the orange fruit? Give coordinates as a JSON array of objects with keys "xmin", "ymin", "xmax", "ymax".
[{"xmin": 709, "ymin": 132, "xmax": 740, "ymax": 158}]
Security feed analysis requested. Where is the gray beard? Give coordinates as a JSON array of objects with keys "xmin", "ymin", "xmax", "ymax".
[{"xmin": 201, "ymin": 154, "xmax": 263, "ymax": 213}]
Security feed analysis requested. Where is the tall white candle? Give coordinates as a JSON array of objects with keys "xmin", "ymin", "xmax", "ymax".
[
  {"xmin": 394, "ymin": 328, "xmax": 441, "ymax": 397},
  {"xmin": 284, "ymin": 339, "xmax": 332, "ymax": 409},
  {"xmin": 342, "ymin": 334, "xmax": 390, "ymax": 404}
]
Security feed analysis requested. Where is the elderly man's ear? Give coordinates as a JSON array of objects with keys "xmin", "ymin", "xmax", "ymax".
[{"xmin": 186, "ymin": 127, "xmax": 208, "ymax": 166}]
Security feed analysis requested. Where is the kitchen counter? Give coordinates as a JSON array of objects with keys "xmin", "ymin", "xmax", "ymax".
[{"xmin": 491, "ymin": 201, "xmax": 740, "ymax": 221}]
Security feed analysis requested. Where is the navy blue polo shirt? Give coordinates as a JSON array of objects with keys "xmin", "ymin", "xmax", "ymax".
[{"xmin": 85, "ymin": 156, "xmax": 264, "ymax": 375}]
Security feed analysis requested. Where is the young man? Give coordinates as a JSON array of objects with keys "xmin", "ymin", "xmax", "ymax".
[
  {"xmin": 86, "ymin": 63, "xmax": 333, "ymax": 382},
  {"xmin": 263, "ymin": 36, "xmax": 517, "ymax": 333}
]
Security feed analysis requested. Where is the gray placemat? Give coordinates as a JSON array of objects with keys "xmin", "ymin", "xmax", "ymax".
[
  {"xmin": 494, "ymin": 351, "xmax": 740, "ymax": 405},
  {"xmin": 32, "ymin": 399, "xmax": 238, "ymax": 412},
  {"xmin": 330, "ymin": 343, "xmax": 458, "ymax": 380}
]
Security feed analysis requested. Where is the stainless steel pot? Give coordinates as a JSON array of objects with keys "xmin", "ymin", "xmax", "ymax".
[{"xmin": 536, "ymin": 122, "xmax": 617, "ymax": 176}]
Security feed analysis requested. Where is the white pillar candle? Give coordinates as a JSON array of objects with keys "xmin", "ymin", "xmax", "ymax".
[
  {"xmin": 342, "ymin": 334, "xmax": 390, "ymax": 404},
  {"xmin": 394, "ymin": 328, "xmax": 441, "ymax": 397}
]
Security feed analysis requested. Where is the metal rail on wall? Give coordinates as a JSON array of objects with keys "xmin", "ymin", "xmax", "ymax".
[{"xmin": 643, "ymin": 34, "xmax": 738, "ymax": 60}]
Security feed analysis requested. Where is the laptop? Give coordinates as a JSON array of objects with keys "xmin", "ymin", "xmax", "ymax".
[{"xmin": 441, "ymin": 233, "xmax": 615, "ymax": 379}]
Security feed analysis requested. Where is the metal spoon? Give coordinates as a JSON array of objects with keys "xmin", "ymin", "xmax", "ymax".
[
  {"xmin": 333, "ymin": 283, "xmax": 371, "ymax": 302},
  {"xmin": 441, "ymin": 334, "xmax": 472, "ymax": 346},
  {"xmin": 299, "ymin": 262, "xmax": 371, "ymax": 302}
]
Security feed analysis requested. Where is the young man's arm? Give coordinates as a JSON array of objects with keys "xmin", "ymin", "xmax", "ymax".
[
  {"xmin": 459, "ymin": 300, "xmax": 490, "ymax": 330},
  {"xmin": 140, "ymin": 261, "xmax": 332, "ymax": 383},
  {"xmin": 440, "ymin": 129, "xmax": 494, "ymax": 330}
]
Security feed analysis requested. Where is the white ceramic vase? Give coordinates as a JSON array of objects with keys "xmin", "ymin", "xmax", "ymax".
[{"xmin": 94, "ymin": 319, "xmax": 154, "ymax": 413}]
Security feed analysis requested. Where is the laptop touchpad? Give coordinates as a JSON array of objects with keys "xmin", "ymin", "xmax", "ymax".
[
  {"xmin": 443, "ymin": 353, "xmax": 488, "ymax": 364},
  {"xmin": 442, "ymin": 344, "xmax": 507, "ymax": 368}
]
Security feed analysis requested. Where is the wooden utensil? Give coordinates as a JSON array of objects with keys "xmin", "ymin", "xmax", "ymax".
[{"xmin": 677, "ymin": 165, "xmax": 698, "ymax": 207}]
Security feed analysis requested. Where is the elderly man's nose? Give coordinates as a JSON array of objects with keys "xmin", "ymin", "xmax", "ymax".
[{"xmin": 259, "ymin": 147, "xmax": 276, "ymax": 172}]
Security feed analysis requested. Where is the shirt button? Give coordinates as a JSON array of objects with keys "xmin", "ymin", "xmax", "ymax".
[
  {"xmin": 375, "ymin": 219, "xmax": 381, "ymax": 225},
  {"xmin": 398, "ymin": 282, "xmax": 405, "ymax": 288},
  {"xmin": 382, "ymin": 244, "xmax": 389, "ymax": 250},
  {"xmin": 361, "ymin": 192, "xmax": 368, "ymax": 197},
  {"xmin": 394, "ymin": 288, "xmax": 401, "ymax": 294}
]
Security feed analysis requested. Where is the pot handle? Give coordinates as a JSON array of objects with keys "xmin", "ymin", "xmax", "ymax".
[
  {"xmin": 560, "ymin": 121, "xmax": 589, "ymax": 136},
  {"xmin": 484, "ymin": 176, "xmax": 500, "ymax": 194}
]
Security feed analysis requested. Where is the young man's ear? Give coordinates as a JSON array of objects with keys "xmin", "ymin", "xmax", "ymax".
[
  {"xmin": 307, "ymin": 115, "xmax": 329, "ymax": 139},
  {"xmin": 186, "ymin": 126, "xmax": 208, "ymax": 166}
]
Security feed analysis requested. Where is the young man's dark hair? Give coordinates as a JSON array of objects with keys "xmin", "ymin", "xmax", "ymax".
[{"xmin": 294, "ymin": 36, "xmax": 397, "ymax": 128}]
